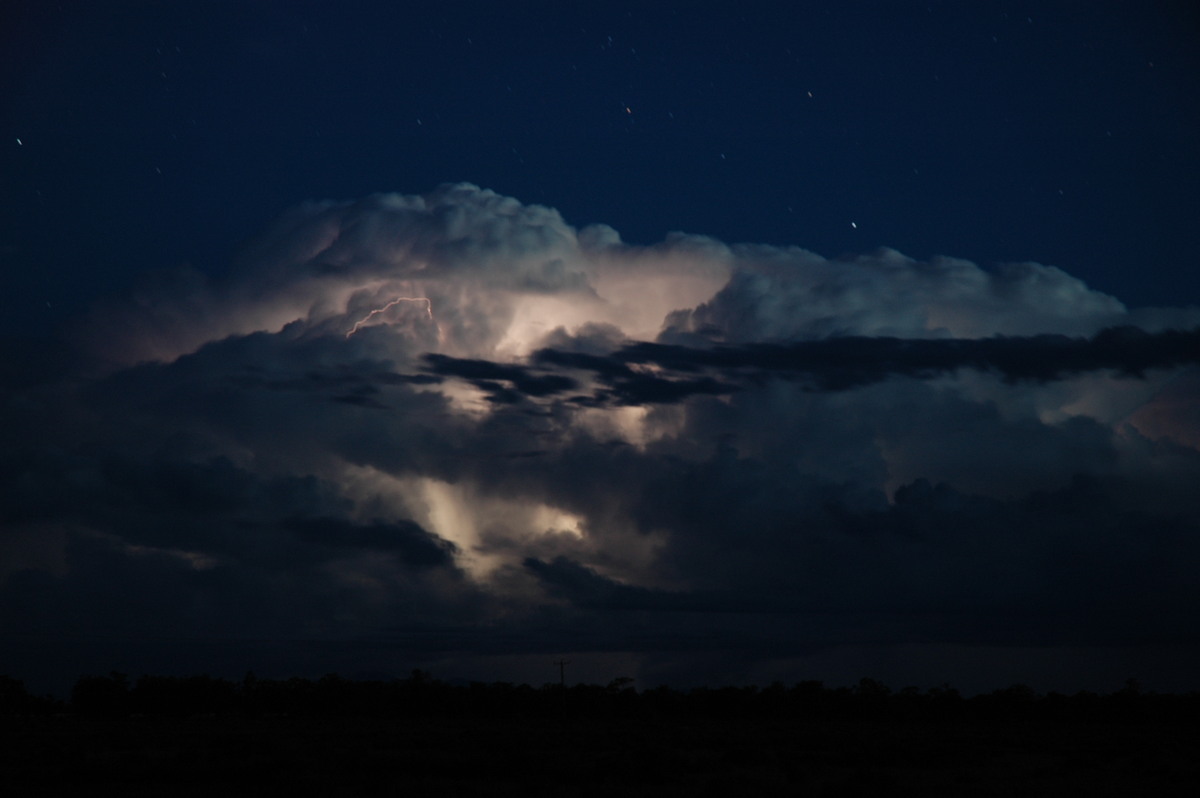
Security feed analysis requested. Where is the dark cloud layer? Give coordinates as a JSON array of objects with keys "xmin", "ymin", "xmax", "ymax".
[
  {"xmin": 526, "ymin": 325, "xmax": 1200, "ymax": 404},
  {"xmin": 423, "ymin": 353, "xmax": 578, "ymax": 404},
  {"xmin": 3, "ymin": 185, "xmax": 1199, "ymax": 695},
  {"xmin": 286, "ymin": 517, "xmax": 458, "ymax": 568}
]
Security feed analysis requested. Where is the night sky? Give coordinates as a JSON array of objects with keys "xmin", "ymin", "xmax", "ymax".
[{"xmin": 3, "ymin": 1, "xmax": 1200, "ymax": 696}]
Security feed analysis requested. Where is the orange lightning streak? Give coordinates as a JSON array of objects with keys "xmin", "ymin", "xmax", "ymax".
[{"xmin": 345, "ymin": 296, "xmax": 434, "ymax": 338}]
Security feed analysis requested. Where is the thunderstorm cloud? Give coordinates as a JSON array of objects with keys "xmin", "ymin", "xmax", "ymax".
[{"xmin": 3, "ymin": 184, "xmax": 1200, "ymax": 692}]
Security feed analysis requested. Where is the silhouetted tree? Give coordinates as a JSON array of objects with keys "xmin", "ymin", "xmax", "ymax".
[
  {"xmin": 71, "ymin": 671, "xmax": 131, "ymax": 718},
  {"xmin": 0, "ymin": 675, "xmax": 57, "ymax": 715},
  {"xmin": 130, "ymin": 674, "xmax": 238, "ymax": 716}
]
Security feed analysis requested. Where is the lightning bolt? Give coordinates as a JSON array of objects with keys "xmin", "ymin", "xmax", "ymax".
[{"xmin": 345, "ymin": 296, "xmax": 434, "ymax": 338}]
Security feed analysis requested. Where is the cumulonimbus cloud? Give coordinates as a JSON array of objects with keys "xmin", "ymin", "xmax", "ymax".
[{"xmin": 4, "ymin": 184, "xmax": 1200, "ymax": 692}]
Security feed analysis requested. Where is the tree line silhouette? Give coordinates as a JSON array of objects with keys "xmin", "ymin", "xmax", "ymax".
[{"xmin": 3, "ymin": 671, "xmax": 1196, "ymax": 725}]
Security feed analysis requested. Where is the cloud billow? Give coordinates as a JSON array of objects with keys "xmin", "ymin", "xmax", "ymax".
[{"xmin": 3, "ymin": 184, "xmax": 1199, "ymax": 693}]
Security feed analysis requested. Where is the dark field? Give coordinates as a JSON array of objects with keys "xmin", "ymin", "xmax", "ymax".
[{"xmin": 4, "ymin": 712, "xmax": 1197, "ymax": 797}]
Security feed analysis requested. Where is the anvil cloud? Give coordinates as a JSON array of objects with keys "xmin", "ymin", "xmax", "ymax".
[{"xmin": 3, "ymin": 184, "xmax": 1199, "ymax": 693}]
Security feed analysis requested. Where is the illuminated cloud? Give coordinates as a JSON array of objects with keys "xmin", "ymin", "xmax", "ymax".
[
  {"xmin": 5, "ymin": 184, "xmax": 1200, "ymax": 692},
  {"xmin": 663, "ymin": 246, "xmax": 1132, "ymax": 342},
  {"xmin": 80, "ymin": 184, "xmax": 732, "ymax": 368}
]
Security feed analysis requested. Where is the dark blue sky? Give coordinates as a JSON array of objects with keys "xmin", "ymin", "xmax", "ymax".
[{"xmin": 3, "ymin": 1, "xmax": 1198, "ymax": 335}]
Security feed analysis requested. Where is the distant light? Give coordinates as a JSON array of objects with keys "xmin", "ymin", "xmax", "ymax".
[
  {"xmin": 15, "ymin": 138, "xmax": 21, "ymax": 146},
  {"xmin": 850, "ymin": 222, "xmax": 857, "ymax": 229}
]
